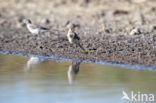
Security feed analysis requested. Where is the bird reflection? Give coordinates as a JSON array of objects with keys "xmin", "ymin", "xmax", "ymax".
[
  {"xmin": 24, "ymin": 57, "xmax": 47, "ymax": 71},
  {"xmin": 68, "ymin": 62, "xmax": 81, "ymax": 84},
  {"xmin": 24, "ymin": 57, "xmax": 82, "ymax": 84}
]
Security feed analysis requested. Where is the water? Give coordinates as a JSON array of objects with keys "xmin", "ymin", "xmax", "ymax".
[{"xmin": 0, "ymin": 54, "xmax": 156, "ymax": 103}]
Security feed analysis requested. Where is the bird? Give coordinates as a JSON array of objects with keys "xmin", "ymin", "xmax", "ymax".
[
  {"xmin": 23, "ymin": 19, "xmax": 49, "ymax": 35},
  {"xmin": 67, "ymin": 62, "xmax": 81, "ymax": 84},
  {"xmin": 67, "ymin": 23, "xmax": 86, "ymax": 52}
]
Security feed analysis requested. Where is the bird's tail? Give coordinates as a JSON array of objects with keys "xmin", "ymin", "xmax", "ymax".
[{"xmin": 76, "ymin": 43, "xmax": 88, "ymax": 54}]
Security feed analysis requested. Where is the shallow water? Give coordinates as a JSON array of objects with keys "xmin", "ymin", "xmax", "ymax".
[{"xmin": 0, "ymin": 54, "xmax": 156, "ymax": 103}]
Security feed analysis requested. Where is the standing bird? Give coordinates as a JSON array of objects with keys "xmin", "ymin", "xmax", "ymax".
[
  {"xmin": 23, "ymin": 19, "xmax": 49, "ymax": 35},
  {"xmin": 67, "ymin": 24, "xmax": 86, "ymax": 52}
]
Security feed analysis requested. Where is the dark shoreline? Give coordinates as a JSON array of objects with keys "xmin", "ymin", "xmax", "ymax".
[{"xmin": 0, "ymin": 50, "xmax": 156, "ymax": 71}]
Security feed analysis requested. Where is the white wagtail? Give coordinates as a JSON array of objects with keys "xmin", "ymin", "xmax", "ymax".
[
  {"xmin": 67, "ymin": 24, "xmax": 87, "ymax": 53},
  {"xmin": 67, "ymin": 62, "xmax": 81, "ymax": 84},
  {"xmin": 23, "ymin": 19, "xmax": 49, "ymax": 35}
]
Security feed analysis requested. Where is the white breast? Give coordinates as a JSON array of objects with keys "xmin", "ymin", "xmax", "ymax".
[
  {"xmin": 67, "ymin": 30, "xmax": 73, "ymax": 43},
  {"xmin": 27, "ymin": 25, "xmax": 39, "ymax": 34}
]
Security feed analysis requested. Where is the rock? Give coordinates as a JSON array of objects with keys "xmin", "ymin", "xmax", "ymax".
[
  {"xmin": 79, "ymin": 0, "xmax": 90, "ymax": 7},
  {"xmin": 113, "ymin": 10, "xmax": 129, "ymax": 15},
  {"xmin": 0, "ymin": 19, "xmax": 6, "ymax": 26},
  {"xmin": 150, "ymin": 26, "xmax": 156, "ymax": 35},
  {"xmin": 99, "ymin": 23, "xmax": 112, "ymax": 33},
  {"xmin": 42, "ymin": 18, "xmax": 50, "ymax": 24},
  {"xmin": 151, "ymin": 7, "xmax": 156, "ymax": 12},
  {"xmin": 152, "ymin": 26, "xmax": 156, "ymax": 30},
  {"xmin": 129, "ymin": 28, "xmax": 141, "ymax": 35}
]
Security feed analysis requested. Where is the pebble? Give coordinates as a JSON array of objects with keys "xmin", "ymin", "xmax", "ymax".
[
  {"xmin": 0, "ymin": 19, "xmax": 6, "ymax": 26},
  {"xmin": 129, "ymin": 28, "xmax": 141, "ymax": 35},
  {"xmin": 42, "ymin": 18, "xmax": 50, "ymax": 24},
  {"xmin": 99, "ymin": 23, "xmax": 112, "ymax": 33},
  {"xmin": 113, "ymin": 10, "xmax": 129, "ymax": 15},
  {"xmin": 152, "ymin": 26, "xmax": 156, "ymax": 30},
  {"xmin": 150, "ymin": 26, "xmax": 156, "ymax": 35}
]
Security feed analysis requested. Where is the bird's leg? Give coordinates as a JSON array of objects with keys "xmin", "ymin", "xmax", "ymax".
[
  {"xmin": 75, "ymin": 43, "xmax": 78, "ymax": 48},
  {"xmin": 76, "ymin": 43, "xmax": 88, "ymax": 54}
]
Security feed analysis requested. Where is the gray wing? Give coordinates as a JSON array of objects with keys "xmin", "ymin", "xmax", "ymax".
[
  {"xmin": 36, "ymin": 24, "xmax": 49, "ymax": 30},
  {"xmin": 39, "ymin": 26, "xmax": 49, "ymax": 30},
  {"xmin": 29, "ymin": 24, "xmax": 38, "ymax": 29}
]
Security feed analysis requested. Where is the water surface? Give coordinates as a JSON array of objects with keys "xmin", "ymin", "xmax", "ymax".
[{"xmin": 0, "ymin": 54, "xmax": 156, "ymax": 103}]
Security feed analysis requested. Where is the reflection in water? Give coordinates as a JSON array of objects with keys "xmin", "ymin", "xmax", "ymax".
[
  {"xmin": 0, "ymin": 54, "xmax": 156, "ymax": 103},
  {"xmin": 68, "ymin": 62, "xmax": 81, "ymax": 84},
  {"xmin": 24, "ymin": 57, "xmax": 81, "ymax": 84},
  {"xmin": 24, "ymin": 57, "xmax": 47, "ymax": 71}
]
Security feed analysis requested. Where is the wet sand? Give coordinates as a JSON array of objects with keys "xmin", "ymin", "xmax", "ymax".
[{"xmin": 0, "ymin": 0, "xmax": 156, "ymax": 67}]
